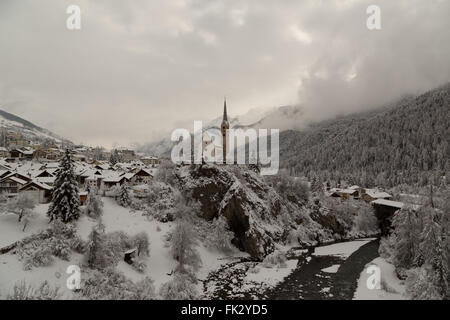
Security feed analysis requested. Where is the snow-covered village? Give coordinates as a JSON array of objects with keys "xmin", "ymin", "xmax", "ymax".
[{"xmin": 0, "ymin": 0, "xmax": 449, "ymax": 309}]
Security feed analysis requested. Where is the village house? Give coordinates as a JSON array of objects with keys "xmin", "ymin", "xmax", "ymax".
[
  {"xmin": 9, "ymin": 147, "xmax": 34, "ymax": 160},
  {"xmin": 118, "ymin": 149, "xmax": 136, "ymax": 162},
  {"xmin": 102, "ymin": 176, "xmax": 128, "ymax": 191},
  {"xmin": 45, "ymin": 148, "xmax": 63, "ymax": 160},
  {"xmin": 362, "ymin": 189, "xmax": 393, "ymax": 203},
  {"xmin": 140, "ymin": 156, "xmax": 160, "ymax": 166},
  {"xmin": 130, "ymin": 168, "xmax": 153, "ymax": 184},
  {"xmin": 33, "ymin": 148, "xmax": 48, "ymax": 160},
  {"xmin": 0, "ymin": 176, "xmax": 28, "ymax": 195},
  {"xmin": 19, "ymin": 181, "xmax": 52, "ymax": 204},
  {"xmin": 0, "ymin": 147, "xmax": 9, "ymax": 158}
]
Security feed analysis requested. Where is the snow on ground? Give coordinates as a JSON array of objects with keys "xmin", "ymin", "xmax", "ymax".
[
  {"xmin": 0, "ymin": 204, "xmax": 50, "ymax": 247},
  {"xmin": 0, "ymin": 197, "xmax": 301, "ymax": 298},
  {"xmin": 78, "ymin": 197, "xmax": 237, "ymax": 292},
  {"xmin": 353, "ymin": 257, "xmax": 405, "ymax": 300},
  {"xmin": 0, "ymin": 252, "xmax": 84, "ymax": 299},
  {"xmin": 321, "ymin": 264, "xmax": 340, "ymax": 273},
  {"xmin": 244, "ymin": 260, "xmax": 298, "ymax": 287},
  {"xmin": 313, "ymin": 238, "xmax": 375, "ymax": 258}
]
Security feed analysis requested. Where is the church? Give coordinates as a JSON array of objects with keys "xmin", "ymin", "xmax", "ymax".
[{"xmin": 201, "ymin": 98, "xmax": 229, "ymax": 164}]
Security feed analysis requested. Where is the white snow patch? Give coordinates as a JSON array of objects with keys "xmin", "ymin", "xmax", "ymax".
[
  {"xmin": 0, "ymin": 204, "xmax": 50, "ymax": 247},
  {"xmin": 313, "ymin": 238, "xmax": 375, "ymax": 258},
  {"xmin": 353, "ymin": 257, "xmax": 405, "ymax": 300},
  {"xmin": 244, "ymin": 259, "xmax": 297, "ymax": 286},
  {"xmin": 321, "ymin": 264, "xmax": 340, "ymax": 273}
]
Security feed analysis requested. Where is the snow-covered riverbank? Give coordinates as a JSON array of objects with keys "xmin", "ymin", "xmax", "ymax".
[{"xmin": 353, "ymin": 257, "xmax": 405, "ymax": 300}]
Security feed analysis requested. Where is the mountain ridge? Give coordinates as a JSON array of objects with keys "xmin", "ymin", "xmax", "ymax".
[{"xmin": 279, "ymin": 83, "xmax": 450, "ymax": 187}]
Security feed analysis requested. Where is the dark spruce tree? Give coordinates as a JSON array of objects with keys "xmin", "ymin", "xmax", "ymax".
[{"xmin": 47, "ymin": 149, "xmax": 80, "ymax": 222}]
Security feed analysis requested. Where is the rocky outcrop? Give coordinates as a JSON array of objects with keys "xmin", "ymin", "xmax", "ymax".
[{"xmin": 178, "ymin": 165, "xmax": 301, "ymax": 259}]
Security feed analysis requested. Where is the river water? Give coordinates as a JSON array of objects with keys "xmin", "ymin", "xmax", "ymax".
[
  {"xmin": 266, "ymin": 239, "xmax": 380, "ymax": 300},
  {"xmin": 204, "ymin": 238, "xmax": 380, "ymax": 300}
]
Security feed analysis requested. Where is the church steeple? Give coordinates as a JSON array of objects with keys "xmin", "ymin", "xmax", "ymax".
[
  {"xmin": 223, "ymin": 97, "xmax": 228, "ymax": 122},
  {"xmin": 221, "ymin": 97, "xmax": 229, "ymax": 164}
]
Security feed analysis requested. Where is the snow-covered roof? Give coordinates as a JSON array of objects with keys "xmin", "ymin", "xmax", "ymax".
[
  {"xmin": 365, "ymin": 189, "xmax": 392, "ymax": 199},
  {"xmin": 45, "ymin": 162, "xmax": 60, "ymax": 168},
  {"xmin": 20, "ymin": 180, "xmax": 53, "ymax": 191},
  {"xmin": 1, "ymin": 176, "xmax": 28, "ymax": 185},
  {"xmin": 371, "ymin": 199, "xmax": 404, "ymax": 209},
  {"xmin": 340, "ymin": 188, "xmax": 358, "ymax": 194},
  {"xmin": 35, "ymin": 177, "xmax": 56, "ymax": 184}
]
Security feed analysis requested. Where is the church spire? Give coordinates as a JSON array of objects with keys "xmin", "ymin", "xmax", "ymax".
[{"xmin": 223, "ymin": 97, "xmax": 228, "ymax": 122}]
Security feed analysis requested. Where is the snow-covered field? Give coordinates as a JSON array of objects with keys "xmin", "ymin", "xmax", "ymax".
[
  {"xmin": 0, "ymin": 204, "xmax": 50, "ymax": 247},
  {"xmin": 353, "ymin": 257, "xmax": 405, "ymax": 300},
  {"xmin": 0, "ymin": 198, "xmax": 259, "ymax": 299}
]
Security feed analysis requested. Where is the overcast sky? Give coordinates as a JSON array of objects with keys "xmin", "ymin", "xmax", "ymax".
[{"xmin": 0, "ymin": 0, "xmax": 449, "ymax": 148}]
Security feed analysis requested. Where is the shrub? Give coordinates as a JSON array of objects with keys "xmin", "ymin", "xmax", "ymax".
[
  {"xmin": 354, "ymin": 203, "xmax": 378, "ymax": 234},
  {"xmin": 7, "ymin": 280, "xmax": 61, "ymax": 300},
  {"xmin": 86, "ymin": 227, "xmax": 151, "ymax": 270},
  {"xmin": 170, "ymin": 220, "xmax": 201, "ymax": 273},
  {"xmin": 131, "ymin": 259, "xmax": 147, "ymax": 273},
  {"xmin": 261, "ymin": 251, "xmax": 287, "ymax": 268},
  {"xmin": 205, "ymin": 216, "xmax": 235, "ymax": 254},
  {"xmin": 155, "ymin": 160, "xmax": 177, "ymax": 185},
  {"xmin": 79, "ymin": 268, "xmax": 155, "ymax": 300},
  {"xmin": 265, "ymin": 170, "xmax": 309, "ymax": 203},
  {"xmin": 134, "ymin": 277, "xmax": 156, "ymax": 300},
  {"xmin": 86, "ymin": 224, "xmax": 116, "ymax": 269},
  {"xmin": 16, "ymin": 221, "xmax": 85, "ymax": 270},
  {"xmin": 378, "ymin": 235, "xmax": 397, "ymax": 263},
  {"xmin": 84, "ymin": 191, "xmax": 103, "ymax": 218},
  {"xmin": 159, "ymin": 272, "xmax": 199, "ymax": 300},
  {"xmin": 132, "ymin": 232, "xmax": 150, "ymax": 257},
  {"xmin": 405, "ymin": 265, "xmax": 444, "ymax": 300}
]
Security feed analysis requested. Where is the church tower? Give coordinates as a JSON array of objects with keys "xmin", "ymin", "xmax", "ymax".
[{"xmin": 221, "ymin": 98, "xmax": 229, "ymax": 163}]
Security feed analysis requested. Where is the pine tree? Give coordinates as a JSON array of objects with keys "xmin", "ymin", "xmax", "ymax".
[
  {"xmin": 392, "ymin": 206, "xmax": 420, "ymax": 269},
  {"xmin": 417, "ymin": 208, "xmax": 449, "ymax": 298},
  {"xmin": 86, "ymin": 221, "xmax": 113, "ymax": 269},
  {"xmin": 310, "ymin": 175, "xmax": 323, "ymax": 194},
  {"xmin": 47, "ymin": 149, "xmax": 80, "ymax": 223},
  {"xmin": 118, "ymin": 184, "xmax": 131, "ymax": 207},
  {"xmin": 109, "ymin": 150, "xmax": 118, "ymax": 165}
]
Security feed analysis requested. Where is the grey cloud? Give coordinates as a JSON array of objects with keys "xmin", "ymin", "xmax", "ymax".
[{"xmin": 0, "ymin": 0, "xmax": 448, "ymax": 147}]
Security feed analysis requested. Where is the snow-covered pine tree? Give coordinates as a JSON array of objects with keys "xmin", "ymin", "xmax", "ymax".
[
  {"xmin": 416, "ymin": 208, "xmax": 449, "ymax": 298},
  {"xmin": 47, "ymin": 149, "xmax": 80, "ymax": 223},
  {"xmin": 118, "ymin": 184, "xmax": 131, "ymax": 207},
  {"xmin": 109, "ymin": 149, "xmax": 122, "ymax": 165},
  {"xmin": 392, "ymin": 206, "xmax": 421, "ymax": 270},
  {"xmin": 86, "ymin": 221, "xmax": 112, "ymax": 269},
  {"xmin": 310, "ymin": 175, "xmax": 323, "ymax": 194}
]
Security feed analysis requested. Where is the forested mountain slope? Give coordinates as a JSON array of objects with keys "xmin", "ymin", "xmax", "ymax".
[{"xmin": 280, "ymin": 84, "xmax": 450, "ymax": 187}]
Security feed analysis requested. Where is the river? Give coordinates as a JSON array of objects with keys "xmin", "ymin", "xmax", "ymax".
[
  {"xmin": 204, "ymin": 238, "xmax": 380, "ymax": 300},
  {"xmin": 266, "ymin": 238, "xmax": 380, "ymax": 300}
]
